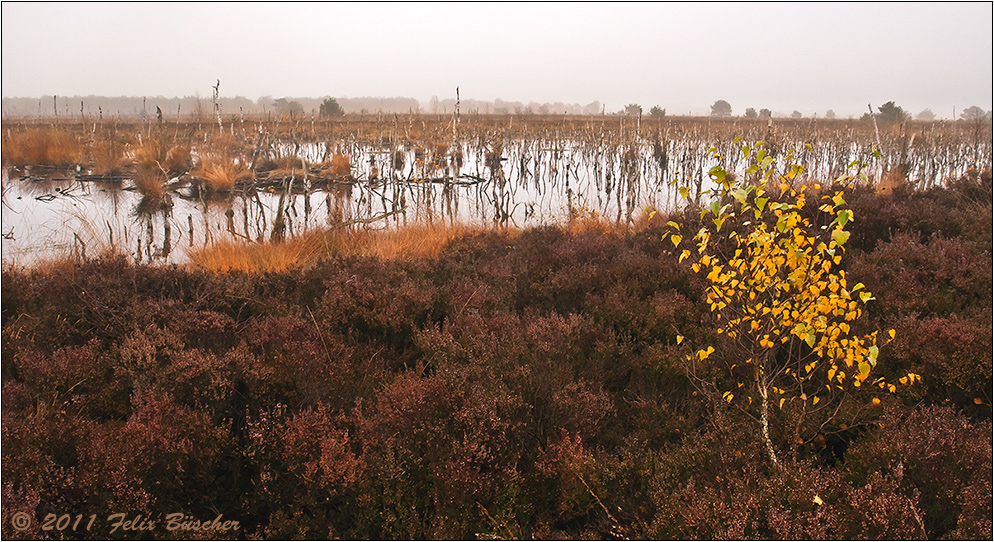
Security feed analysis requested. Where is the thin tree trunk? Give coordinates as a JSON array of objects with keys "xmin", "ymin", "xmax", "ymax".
[{"xmin": 758, "ymin": 375, "xmax": 779, "ymax": 466}]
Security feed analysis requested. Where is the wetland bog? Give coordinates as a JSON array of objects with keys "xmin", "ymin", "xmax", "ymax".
[
  {"xmin": 2, "ymin": 111, "xmax": 992, "ymax": 540},
  {"xmin": 4, "ymin": 114, "xmax": 989, "ymax": 267}
]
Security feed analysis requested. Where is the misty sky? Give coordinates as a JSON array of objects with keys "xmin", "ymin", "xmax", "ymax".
[{"xmin": 2, "ymin": 1, "xmax": 991, "ymax": 118}]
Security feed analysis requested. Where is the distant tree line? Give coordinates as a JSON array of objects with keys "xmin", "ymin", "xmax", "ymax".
[
  {"xmin": 427, "ymin": 97, "xmax": 603, "ymax": 116},
  {"xmin": 1, "ymin": 95, "xmax": 605, "ymax": 118},
  {"xmin": 707, "ymin": 99, "xmax": 990, "ymax": 121},
  {"xmin": 0, "ymin": 95, "xmax": 421, "ymax": 119},
  {"xmin": 3, "ymin": 95, "xmax": 988, "ymax": 121}
]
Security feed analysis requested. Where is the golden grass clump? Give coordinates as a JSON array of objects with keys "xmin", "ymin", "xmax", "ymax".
[
  {"xmin": 330, "ymin": 153, "xmax": 352, "ymax": 178},
  {"xmin": 90, "ymin": 139, "xmax": 127, "ymax": 176},
  {"xmin": 131, "ymin": 138, "xmax": 191, "ymax": 177},
  {"xmin": 876, "ymin": 165, "xmax": 910, "ymax": 196},
  {"xmin": 207, "ymin": 132, "xmax": 251, "ymax": 158},
  {"xmin": 565, "ymin": 201, "xmax": 623, "ymax": 235},
  {"xmin": 2, "ymin": 127, "xmax": 82, "ymax": 167},
  {"xmin": 131, "ymin": 138, "xmax": 164, "ymax": 171},
  {"xmin": 351, "ymin": 222, "xmax": 480, "ymax": 260},
  {"xmin": 163, "ymin": 144, "xmax": 193, "ymax": 176},
  {"xmin": 186, "ymin": 230, "xmax": 333, "ymax": 273},
  {"xmin": 631, "ymin": 205, "xmax": 670, "ymax": 231},
  {"xmin": 131, "ymin": 167, "xmax": 167, "ymax": 200},
  {"xmin": 186, "ymin": 222, "xmax": 486, "ymax": 273},
  {"xmin": 194, "ymin": 155, "xmax": 253, "ymax": 192}
]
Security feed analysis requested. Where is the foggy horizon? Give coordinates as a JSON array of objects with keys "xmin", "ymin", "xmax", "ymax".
[{"xmin": 2, "ymin": 2, "xmax": 992, "ymax": 119}]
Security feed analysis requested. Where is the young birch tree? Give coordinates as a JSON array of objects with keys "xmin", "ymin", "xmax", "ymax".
[{"xmin": 665, "ymin": 142, "xmax": 919, "ymax": 466}]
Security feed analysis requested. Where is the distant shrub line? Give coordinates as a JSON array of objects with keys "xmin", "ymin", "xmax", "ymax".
[{"xmin": 2, "ymin": 170, "xmax": 991, "ymax": 539}]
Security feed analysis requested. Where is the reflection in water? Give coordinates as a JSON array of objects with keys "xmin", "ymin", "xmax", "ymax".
[
  {"xmin": 2, "ymin": 134, "xmax": 983, "ymax": 267},
  {"xmin": 132, "ymin": 192, "xmax": 175, "ymax": 263}
]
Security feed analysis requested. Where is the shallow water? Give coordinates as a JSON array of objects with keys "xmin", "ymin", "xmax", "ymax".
[
  {"xmin": 1, "ymin": 134, "xmax": 982, "ymax": 266},
  {"xmin": 1, "ymin": 150, "xmax": 676, "ymax": 266}
]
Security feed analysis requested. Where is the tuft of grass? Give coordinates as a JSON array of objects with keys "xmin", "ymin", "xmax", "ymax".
[
  {"xmin": 2, "ymin": 127, "xmax": 82, "ymax": 167},
  {"xmin": 90, "ymin": 139, "xmax": 127, "ymax": 176},
  {"xmin": 329, "ymin": 153, "xmax": 352, "ymax": 178},
  {"xmin": 131, "ymin": 166, "xmax": 167, "ymax": 200},
  {"xmin": 566, "ymin": 203, "xmax": 626, "ymax": 236},
  {"xmin": 130, "ymin": 138, "xmax": 164, "ymax": 171},
  {"xmin": 194, "ymin": 155, "xmax": 252, "ymax": 192},
  {"xmin": 631, "ymin": 205, "xmax": 670, "ymax": 231},
  {"xmin": 163, "ymin": 144, "xmax": 193, "ymax": 176}
]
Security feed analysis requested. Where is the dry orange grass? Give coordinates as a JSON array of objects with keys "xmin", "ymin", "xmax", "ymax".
[
  {"xmin": 329, "ymin": 153, "xmax": 352, "ymax": 178},
  {"xmin": 630, "ymin": 205, "xmax": 670, "ymax": 231},
  {"xmin": 351, "ymin": 222, "xmax": 482, "ymax": 260},
  {"xmin": 194, "ymin": 155, "xmax": 253, "ymax": 192},
  {"xmin": 132, "ymin": 167, "xmax": 167, "ymax": 199},
  {"xmin": 2, "ymin": 127, "xmax": 82, "ymax": 167},
  {"xmin": 876, "ymin": 165, "xmax": 910, "ymax": 196},
  {"xmin": 131, "ymin": 138, "xmax": 164, "ymax": 170},
  {"xmin": 565, "ymin": 203, "xmax": 628, "ymax": 236},
  {"xmin": 186, "ymin": 230, "xmax": 334, "ymax": 273},
  {"xmin": 90, "ymin": 140, "xmax": 127, "ymax": 176},
  {"xmin": 163, "ymin": 144, "xmax": 193, "ymax": 176},
  {"xmin": 185, "ymin": 222, "xmax": 488, "ymax": 273},
  {"xmin": 311, "ymin": 153, "xmax": 352, "ymax": 180}
]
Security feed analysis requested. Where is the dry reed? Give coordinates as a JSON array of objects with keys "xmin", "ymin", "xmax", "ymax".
[
  {"xmin": 2, "ymin": 127, "xmax": 82, "ymax": 167},
  {"xmin": 350, "ymin": 222, "xmax": 482, "ymax": 260},
  {"xmin": 131, "ymin": 138, "xmax": 164, "ymax": 170}
]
